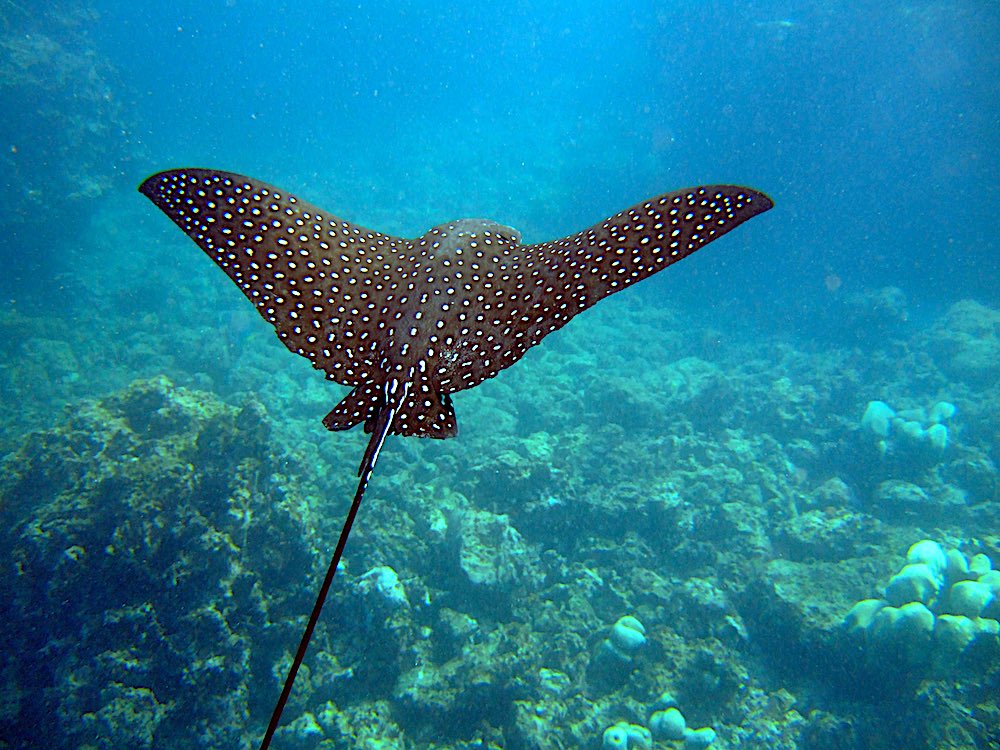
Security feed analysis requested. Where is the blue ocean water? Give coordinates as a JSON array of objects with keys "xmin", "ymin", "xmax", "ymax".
[{"xmin": 1, "ymin": 1, "xmax": 998, "ymax": 748}]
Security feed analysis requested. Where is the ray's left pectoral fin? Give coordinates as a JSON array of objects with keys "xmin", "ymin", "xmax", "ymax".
[{"xmin": 528, "ymin": 185, "xmax": 773, "ymax": 315}]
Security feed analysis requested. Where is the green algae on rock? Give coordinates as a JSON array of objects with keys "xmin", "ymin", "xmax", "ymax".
[{"xmin": 0, "ymin": 377, "xmax": 320, "ymax": 749}]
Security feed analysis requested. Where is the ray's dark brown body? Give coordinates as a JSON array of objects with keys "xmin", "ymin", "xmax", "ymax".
[{"xmin": 139, "ymin": 168, "xmax": 772, "ymax": 747}]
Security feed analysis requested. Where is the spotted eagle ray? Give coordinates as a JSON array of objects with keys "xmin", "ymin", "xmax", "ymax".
[{"xmin": 139, "ymin": 168, "xmax": 772, "ymax": 747}]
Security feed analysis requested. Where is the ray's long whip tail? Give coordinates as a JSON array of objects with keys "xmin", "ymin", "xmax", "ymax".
[{"xmin": 258, "ymin": 396, "xmax": 398, "ymax": 750}]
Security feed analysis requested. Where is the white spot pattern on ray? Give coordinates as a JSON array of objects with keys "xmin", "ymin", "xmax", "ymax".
[{"xmin": 141, "ymin": 170, "xmax": 772, "ymax": 438}]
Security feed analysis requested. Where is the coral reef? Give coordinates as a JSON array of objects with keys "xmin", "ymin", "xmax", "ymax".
[
  {"xmin": 0, "ymin": 377, "xmax": 320, "ymax": 748},
  {"xmin": 843, "ymin": 540, "xmax": 1000, "ymax": 676},
  {"xmin": 917, "ymin": 300, "xmax": 1000, "ymax": 389},
  {"xmin": 0, "ymin": 4, "xmax": 145, "ymax": 299},
  {"xmin": 1, "ymin": 292, "xmax": 998, "ymax": 749},
  {"xmin": 1, "ymin": 7, "xmax": 137, "ymax": 177}
]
